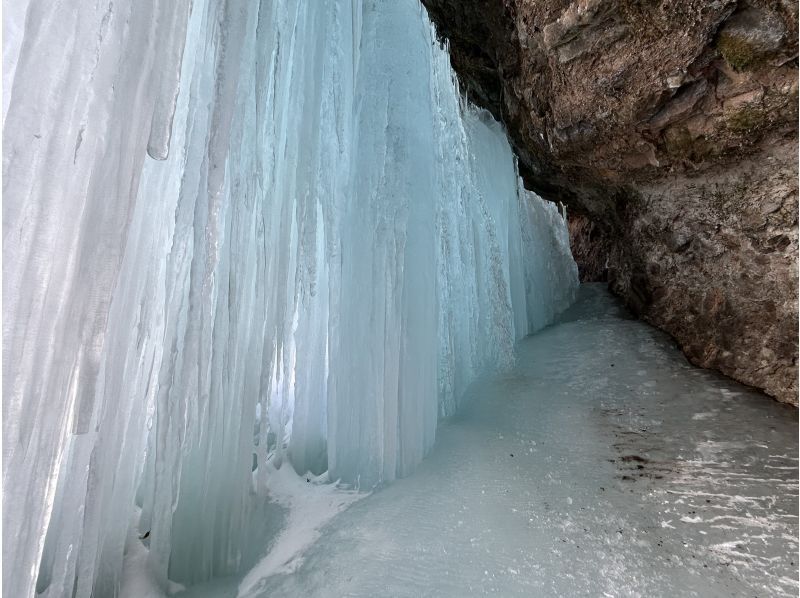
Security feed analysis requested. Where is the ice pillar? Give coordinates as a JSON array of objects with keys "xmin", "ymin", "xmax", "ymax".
[{"xmin": 2, "ymin": 0, "xmax": 578, "ymax": 595}]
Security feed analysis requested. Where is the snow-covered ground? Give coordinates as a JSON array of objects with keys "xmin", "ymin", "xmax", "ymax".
[{"xmin": 178, "ymin": 283, "xmax": 798, "ymax": 598}]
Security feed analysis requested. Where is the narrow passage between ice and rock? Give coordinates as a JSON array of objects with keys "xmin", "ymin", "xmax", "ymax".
[
  {"xmin": 4, "ymin": 0, "xmax": 797, "ymax": 597},
  {"xmin": 179, "ymin": 285, "xmax": 798, "ymax": 598}
]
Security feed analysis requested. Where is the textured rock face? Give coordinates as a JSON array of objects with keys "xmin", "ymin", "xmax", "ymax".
[
  {"xmin": 609, "ymin": 141, "xmax": 797, "ymax": 402},
  {"xmin": 422, "ymin": 0, "xmax": 798, "ymax": 403}
]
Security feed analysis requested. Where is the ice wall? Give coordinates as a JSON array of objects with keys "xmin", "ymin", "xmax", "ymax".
[{"xmin": 2, "ymin": 0, "xmax": 578, "ymax": 596}]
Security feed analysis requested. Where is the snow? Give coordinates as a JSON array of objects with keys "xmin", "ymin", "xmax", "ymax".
[
  {"xmin": 237, "ymin": 466, "xmax": 362, "ymax": 598},
  {"xmin": 119, "ymin": 511, "xmax": 185, "ymax": 598},
  {"xmin": 119, "ymin": 467, "xmax": 361, "ymax": 598},
  {"xmin": 3, "ymin": 0, "xmax": 577, "ymax": 596}
]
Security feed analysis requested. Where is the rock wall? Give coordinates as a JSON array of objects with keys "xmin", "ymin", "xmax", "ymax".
[{"xmin": 422, "ymin": 0, "xmax": 798, "ymax": 404}]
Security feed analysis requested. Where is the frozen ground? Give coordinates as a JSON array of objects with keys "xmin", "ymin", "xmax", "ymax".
[{"xmin": 181, "ymin": 283, "xmax": 798, "ymax": 598}]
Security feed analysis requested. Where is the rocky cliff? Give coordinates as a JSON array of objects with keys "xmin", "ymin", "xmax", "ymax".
[{"xmin": 422, "ymin": 0, "xmax": 798, "ymax": 404}]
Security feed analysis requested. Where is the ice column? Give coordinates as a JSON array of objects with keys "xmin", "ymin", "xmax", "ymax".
[
  {"xmin": 2, "ymin": 2, "xmax": 195, "ymax": 596},
  {"xmin": 3, "ymin": 0, "xmax": 578, "ymax": 595}
]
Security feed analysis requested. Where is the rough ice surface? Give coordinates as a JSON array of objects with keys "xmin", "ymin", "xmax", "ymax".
[
  {"xmin": 2, "ymin": 0, "xmax": 577, "ymax": 596},
  {"xmin": 234, "ymin": 285, "xmax": 798, "ymax": 598}
]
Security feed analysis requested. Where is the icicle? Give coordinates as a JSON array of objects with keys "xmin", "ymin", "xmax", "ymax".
[
  {"xmin": 146, "ymin": 0, "xmax": 192, "ymax": 160},
  {"xmin": 3, "ymin": 0, "xmax": 578, "ymax": 595}
]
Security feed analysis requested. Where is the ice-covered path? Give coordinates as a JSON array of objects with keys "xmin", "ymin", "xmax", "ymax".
[{"xmin": 186, "ymin": 284, "xmax": 798, "ymax": 598}]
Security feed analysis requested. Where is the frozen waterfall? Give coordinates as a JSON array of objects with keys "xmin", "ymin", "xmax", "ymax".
[{"xmin": 2, "ymin": 0, "xmax": 578, "ymax": 596}]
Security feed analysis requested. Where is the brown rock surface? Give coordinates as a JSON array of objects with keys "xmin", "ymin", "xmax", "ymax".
[{"xmin": 422, "ymin": 0, "xmax": 798, "ymax": 403}]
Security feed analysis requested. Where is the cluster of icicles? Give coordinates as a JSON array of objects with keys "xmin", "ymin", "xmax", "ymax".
[{"xmin": 2, "ymin": 0, "xmax": 578, "ymax": 595}]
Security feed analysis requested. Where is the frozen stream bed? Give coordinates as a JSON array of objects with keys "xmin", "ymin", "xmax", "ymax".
[{"xmin": 183, "ymin": 284, "xmax": 798, "ymax": 598}]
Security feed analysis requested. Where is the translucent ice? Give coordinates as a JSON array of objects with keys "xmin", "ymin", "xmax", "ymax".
[
  {"xmin": 242, "ymin": 285, "xmax": 799, "ymax": 598},
  {"xmin": 3, "ymin": 0, "xmax": 578, "ymax": 596}
]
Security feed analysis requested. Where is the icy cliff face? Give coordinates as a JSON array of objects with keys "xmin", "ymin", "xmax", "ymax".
[{"xmin": 2, "ymin": 0, "xmax": 577, "ymax": 596}]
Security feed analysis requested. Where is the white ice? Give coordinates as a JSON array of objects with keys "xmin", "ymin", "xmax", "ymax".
[
  {"xmin": 3, "ymin": 1, "xmax": 577, "ymax": 596},
  {"xmin": 226, "ymin": 285, "xmax": 798, "ymax": 598}
]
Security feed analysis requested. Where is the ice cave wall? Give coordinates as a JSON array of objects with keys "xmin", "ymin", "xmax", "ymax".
[{"xmin": 2, "ymin": 1, "xmax": 578, "ymax": 596}]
